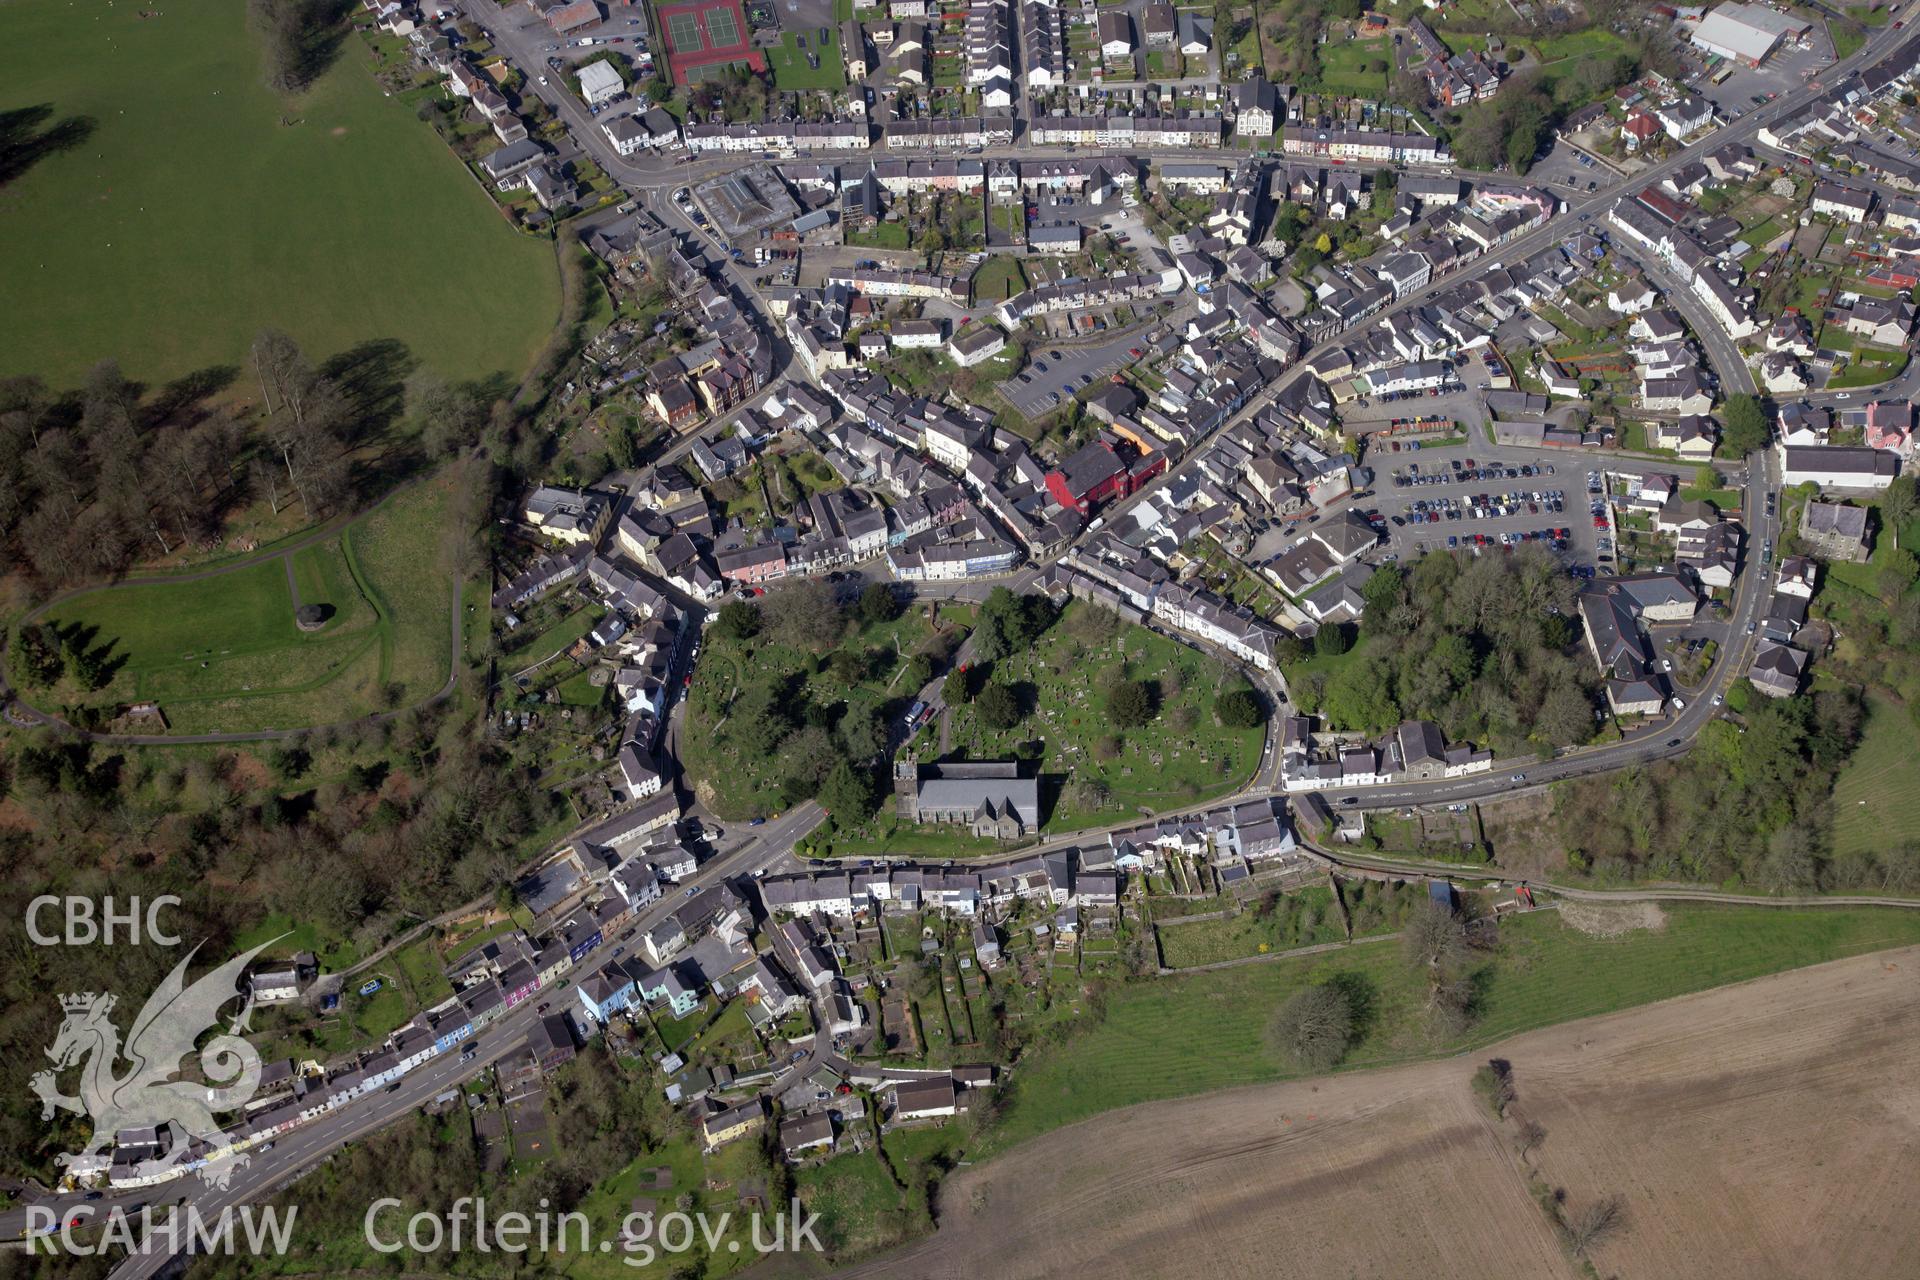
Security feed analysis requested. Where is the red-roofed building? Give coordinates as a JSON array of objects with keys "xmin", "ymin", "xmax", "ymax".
[
  {"xmin": 1044, "ymin": 434, "xmax": 1166, "ymax": 515},
  {"xmin": 532, "ymin": 0, "xmax": 603, "ymax": 35},
  {"xmin": 1636, "ymin": 186, "xmax": 1691, "ymax": 224},
  {"xmin": 1621, "ymin": 110, "xmax": 1660, "ymax": 151}
]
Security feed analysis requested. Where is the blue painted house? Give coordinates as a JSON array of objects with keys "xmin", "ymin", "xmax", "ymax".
[
  {"xmin": 429, "ymin": 1008, "xmax": 473, "ymax": 1053},
  {"xmin": 577, "ymin": 969, "xmax": 638, "ymax": 1023}
]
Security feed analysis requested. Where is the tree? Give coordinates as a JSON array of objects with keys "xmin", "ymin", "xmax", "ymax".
[
  {"xmin": 857, "ymin": 582, "xmax": 902, "ymax": 626},
  {"xmin": 645, "ymin": 78, "xmax": 672, "ymax": 103},
  {"xmin": 1313, "ymin": 621, "xmax": 1353, "ymax": 657},
  {"xmin": 1878, "ymin": 547, "xmax": 1918, "ymax": 601},
  {"xmin": 1215, "ymin": 687, "xmax": 1265, "ymax": 729},
  {"xmin": 1536, "ymin": 679, "xmax": 1597, "ymax": 749},
  {"xmin": 1721, "ymin": 394, "xmax": 1770, "ymax": 455},
  {"xmin": 713, "ymin": 600, "xmax": 760, "ymax": 640},
  {"xmin": 818, "ymin": 760, "xmax": 877, "ymax": 821},
  {"xmin": 1268, "ymin": 982, "xmax": 1355, "ymax": 1072},
  {"xmin": 731, "ymin": 684, "xmax": 793, "ymax": 754},
  {"xmin": 1107, "ymin": 678, "xmax": 1155, "ymax": 728},
  {"xmin": 902, "ymin": 653, "xmax": 934, "ymax": 690},
  {"xmin": 407, "ymin": 373, "xmax": 483, "ymax": 459},
  {"xmin": 1402, "ymin": 897, "xmax": 1467, "ymax": 974},
  {"xmin": 977, "ymin": 682, "xmax": 1022, "ymax": 731},
  {"xmin": 1882, "ymin": 474, "xmax": 1916, "ymax": 549},
  {"xmin": 761, "ymin": 578, "xmax": 844, "ymax": 651},
  {"xmin": 943, "ymin": 667, "xmax": 972, "ymax": 704},
  {"xmin": 838, "ymin": 707, "xmax": 886, "ymax": 761},
  {"xmin": 1564, "ymin": 1195, "xmax": 1626, "ymax": 1258}
]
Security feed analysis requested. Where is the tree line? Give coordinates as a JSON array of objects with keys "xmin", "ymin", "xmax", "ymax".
[{"xmin": 0, "ymin": 330, "xmax": 494, "ymax": 593}]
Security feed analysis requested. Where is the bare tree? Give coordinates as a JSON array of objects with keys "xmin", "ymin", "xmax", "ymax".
[
  {"xmin": 251, "ymin": 328, "xmax": 311, "ymax": 424},
  {"xmin": 28, "ymin": 429, "xmax": 90, "ymax": 507},
  {"xmin": 1402, "ymin": 898, "xmax": 1468, "ymax": 973},
  {"xmin": 1564, "ymin": 1194, "xmax": 1625, "ymax": 1257},
  {"xmin": 1516, "ymin": 1119, "xmax": 1547, "ymax": 1161},
  {"xmin": 250, "ymin": 455, "xmax": 287, "ymax": 516},
  {"xmin": 1268, "ymin": 982, "xmax": 1355, "ymax": 1072}
]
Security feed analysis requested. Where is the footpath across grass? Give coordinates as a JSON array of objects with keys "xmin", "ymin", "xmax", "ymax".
[
  {"xmin": 982, "ymin": 902, "xmax": 1920, "ymax": 1154},
  {"xmin": 0, "ymin": 0, "xmax": 559, "ymax": 387}
]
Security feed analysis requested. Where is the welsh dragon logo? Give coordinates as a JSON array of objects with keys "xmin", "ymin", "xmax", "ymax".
[{"xmin": 32, "ymin": 940, "xmax": 276, "ymax": 1189}]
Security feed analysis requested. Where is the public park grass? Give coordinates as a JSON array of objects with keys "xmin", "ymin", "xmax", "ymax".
[
  {"xmin": 980, "ymin": 902, "xmax": 1920, "ymax": 1154},
  {"xmin": 0, "ymin": 0, "xmax": 559, "ymax": 388},
  {"xmin": 38, "ymin": 478, "xmax": 458, "ymax": 733}
]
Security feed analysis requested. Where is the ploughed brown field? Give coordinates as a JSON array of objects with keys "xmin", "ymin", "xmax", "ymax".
[{"xmin": 834, "ymin": 947, "xmax": 1920, "ymax": 1280}]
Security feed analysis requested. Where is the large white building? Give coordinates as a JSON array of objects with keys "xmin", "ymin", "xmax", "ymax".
[
  {"xmin": 1779, "ymin": 445, "xmax": 1899, "ymax": 491},
  {"xmin": 1691, "ymin": 3, "xmax": 1810, "ymax": 67},
  {"xmin": 577, "ymin": 59, "xmax": 626, "ymax": 107}
]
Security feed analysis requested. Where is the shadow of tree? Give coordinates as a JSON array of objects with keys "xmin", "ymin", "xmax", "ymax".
[
  {"xmin": 1325, "ymin": 969, "xmax": 1380, "ymax": 1047},
  {"xmin": 320, "ymin": 337, "xmax": 426, "ymax": 495},
  {"xmin": 143, "ymin": 364, "xmax": 241, "ymax": 431},
  {"xmin": 0, "ymin": 105, "xmax": 98, "ymax": 188},
  {"xmin": 253, "ymin": 0, "xmax": 356, "ymax": 96},
  {"xmin": 321, "ymin": 337, "xmax": 415, "ymax": 445}
]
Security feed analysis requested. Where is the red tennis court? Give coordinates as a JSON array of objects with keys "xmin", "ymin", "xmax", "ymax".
[{"xmin": 656, "ymin": 0, "xmax": 765, "ymax": 83}]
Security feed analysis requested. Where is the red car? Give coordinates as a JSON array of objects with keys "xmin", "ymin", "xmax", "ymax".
[{"xmin": 1128, "ymin": 346, "xmax": 1144, "ymax": 357}]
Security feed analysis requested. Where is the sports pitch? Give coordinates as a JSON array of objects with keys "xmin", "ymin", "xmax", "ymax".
[{"xmin": 656, "ymin": 0, "xmax": 763, "ymax": 83}]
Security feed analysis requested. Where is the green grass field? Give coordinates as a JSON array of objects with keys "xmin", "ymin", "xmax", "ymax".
[
  {"xmin": 981, "ymin": 903, "xmax": 1920, "ymax": 1154},
  {"xmin": 1832, "ymin": 692, "xmax": 1920, "ymax": 858},
  {"xmin": 38, "ymin": 477, "xmax": 458, "ymax": 733},
  {"xmin": 768, "ymin": 31, "xmax": 848, "ymax": 90},
  {"xmin": 0, "ymin": 0, "xmax": 559, "ymax": 388},
  {"xmin": 1312, "ymin": 39, "xmax": 1391, "ymax": 97}
]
